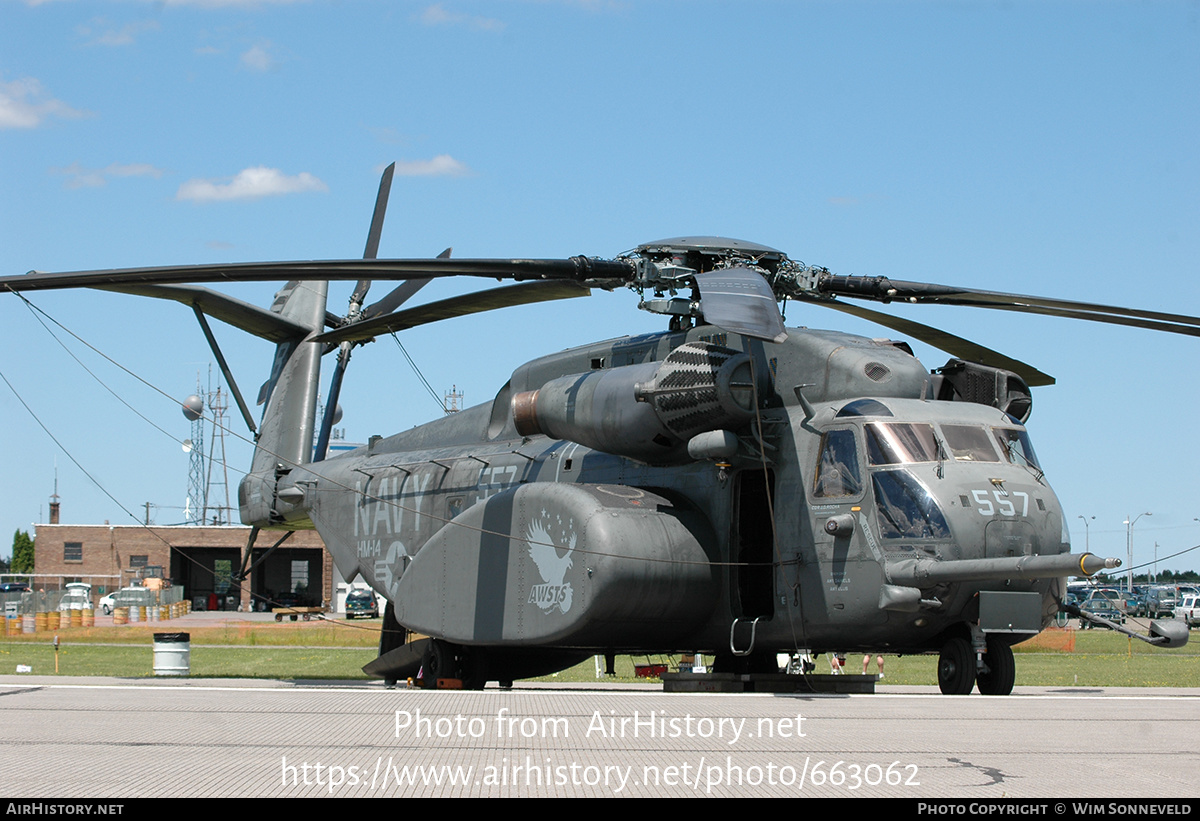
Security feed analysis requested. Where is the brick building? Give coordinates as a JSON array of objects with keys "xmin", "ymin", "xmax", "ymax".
[{"xmin": 34, "ymin": 522, "xmax": 334, "ymax": 612}]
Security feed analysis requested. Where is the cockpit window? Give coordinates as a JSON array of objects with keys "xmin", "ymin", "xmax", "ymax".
[
  {"xmin": 814, "ymin": 429, "xmax": 862, "ymax": 498},
  {"xmin": 872, "ymin": 470, "xmax": 951, "ymax": 540},
  {"xmin": 940, "ymin": 425, "xmax": 1001, "ymax": 462},
  {"xmin": 993, "ymin": 427, "xmax": 1041, "ymax": 471},
  {"xmin": 865, "ymin": 422, "xmax": 938, "ymax": 465}
]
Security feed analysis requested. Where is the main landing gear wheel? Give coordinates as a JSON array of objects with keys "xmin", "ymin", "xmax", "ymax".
[
  {"xmin": 421, "ymin": 639, "xmax": 452, "ymax": 687},
  {"xmin": 975, "ymin": 636, "xmax": 1015, "ymax": 696},
  {"xmin": 937, "ymin": 637, "xmax": 976, "ymax": 695}
]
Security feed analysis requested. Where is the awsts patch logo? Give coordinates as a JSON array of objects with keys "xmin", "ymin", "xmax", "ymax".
[{"xmin": 525, "ymin": 511, "xmax": 577, "ymax": 614}]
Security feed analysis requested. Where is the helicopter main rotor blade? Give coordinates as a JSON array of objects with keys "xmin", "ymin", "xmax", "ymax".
[
  {"xmin": 361, "ymin": 248, "xmax": 452, "ymax": 321},
  {"xmin": 313, "ymin": 280, "xmax": 592, "ymax": 346},
  {"xmin": 695, "ymin": 267, "xmax": 788, "ymax": 343},
  {"xmin": 0, "ymin": 257, "xmax": 633, "ymax": 293},
  {"xmin": 807, "ymin": 297, "xmax": 1055, "ymax": 387},
  {"xmin": 963, "ymin": 301, "xmax": 1200, "ymax": 338},
  {"xmin": 362, "ymin": 163, "xmax": 394, "ymax": 263},
  {"xmin": 817, "ymin": 274, "xmax": 1200, "ymax": 336},
  {"xmin": 316, "ymin": 163, "xmax": 397, "ymax": 462},
  {"xmin": 347, "ymin": 161, "xmax": 398, "ymax": 310},
  {"xmin": 93, "ymin": 282, "xmax": 310, "ymax": 342}
]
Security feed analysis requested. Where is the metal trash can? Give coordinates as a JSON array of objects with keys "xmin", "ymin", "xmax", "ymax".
[{"xmin": 153, "ymin": 632, "xmax": 190, "ymax": 677}]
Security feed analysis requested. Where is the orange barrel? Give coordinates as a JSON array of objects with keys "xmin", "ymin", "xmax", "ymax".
[
  {"xmin": 81, "ymin": 608, "xmax": 94, "ymax": 627},
  {"xmin": 35, "ymin": 612, "xmax": 47, "ymax": 632},
  {"xmin": 113, "ymin": 607, "xmax": 128, "ymax": 625},
  {"xmin": 69, "ymin": 610, "xmax": 82, "ymax": 627},
  {"xmin": 48, "ymin": 611, "xmax": 61, "ymax": 630}
]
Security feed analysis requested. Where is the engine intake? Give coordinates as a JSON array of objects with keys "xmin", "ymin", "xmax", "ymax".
[{"xmin": 512, "ymin": 342, "xmax": 756, "ymax": 463}]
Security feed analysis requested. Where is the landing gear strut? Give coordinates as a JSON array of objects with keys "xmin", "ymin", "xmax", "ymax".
[{"xmin": 975, "ymin": 635, "xmax": 1015, "ymax": 696}]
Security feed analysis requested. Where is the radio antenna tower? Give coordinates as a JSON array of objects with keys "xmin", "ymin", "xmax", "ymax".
[
  {"xmin": 204, "ymin": 382, "xmax": 232, "ymax": 524},
  {"xmin": 181, "ymin": 368, "xmax": 234, "ymax": 526}
]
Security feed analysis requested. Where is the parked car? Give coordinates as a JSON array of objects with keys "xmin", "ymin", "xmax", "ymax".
[
  {"xmin": 345, "ymin": 589, "xmax": 379, "ymax": 620},
  {"xmin": 1174, "ymin": 594, "xmax": 1200, "ymax": 628},
  {"xmin": 0, "ymin": 582, "xmax": 31, "ymax": 593},
  {"xmin": 98, "ymin": 591, "xmax": 117, "ymax": 615},
  {"xmin": 1079, "ymin": 597, "xmax": 1126, "ymax": 628},
  {"xmin": 1084, "ymin": 589, "xmax": 1127, "ymax": 613},
  {"xmin": 1146, "ymin": 587, "xmax": 1179, "ymax": 618},
  {"xmin": 110, "ymin": 586, "xmax": 154, "ymax": 610},
  {"xmin": 58, "ymin": 590, "xmax": 91, "ymax": 611}
]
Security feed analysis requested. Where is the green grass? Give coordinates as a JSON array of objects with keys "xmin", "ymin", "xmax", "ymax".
[
  {"xmin": 1, "ymin": 622, "xmax": 1196, "ymax": 686},
  {"xmin": 539, "ymin": 629, "xmax": 1200, "ymax": 687},
  {"xmin": 0, "ymin": 643, "xmax": 377, "ymax": 679},
  {"xmin": 0, "ymin": 619, "xmax": 381, "ymax": 648}
]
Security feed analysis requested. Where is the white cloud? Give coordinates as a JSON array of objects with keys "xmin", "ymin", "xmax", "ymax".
[
  {"xmin": 240, "ymin": 42, "xmax": 278, "ymax": 72},
  {"xmin": 393, "ymin": 155, "xmax": 471, "ymax": 177},
  {"xmin": 53, "ymin": 162, "xmax": 165, "ymax": 189},
  {"xmin": 0, "ymin": 77, "xmax": 86, "ymax": 129},
  {"xmin": 176, "ymin": 166, "xmax": 328, "ymax": 202},
  {"xmin": 77, "ymin": 18, "xmax": 161, "ymax": 47},
  {"xmin": 418, "ymin": 4, "xmax": 505, "ymax": 32}
]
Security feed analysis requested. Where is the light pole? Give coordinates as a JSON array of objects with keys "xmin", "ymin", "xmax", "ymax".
[
  {"xmin": 1077, "ymin": 515, "xmax": 1094, "ymax": 553},
  {"xmin": 1124, "ymin": 512, "xmax": 1152, "ymax": 592}
]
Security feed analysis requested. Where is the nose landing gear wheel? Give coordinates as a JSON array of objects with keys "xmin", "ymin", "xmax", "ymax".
[{"xmin": 937, "ymin": 637, "xmax": 976, "ymax": 695}]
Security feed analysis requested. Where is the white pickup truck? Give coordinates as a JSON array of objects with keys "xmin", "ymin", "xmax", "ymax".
[{"xmin": 1174, "ymin": 594, "xmax": 1200, "ymax": 628}]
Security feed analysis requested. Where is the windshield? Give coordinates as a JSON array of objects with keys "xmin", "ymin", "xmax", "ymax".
[
  {"xmin": 940, "ymin": 425, "xmax": 1001, "ymax": 462},
  {"xmin": 865, "ymin": 423, "xmax": 938, "ymax": 465},
  {"xmin": 813, "ymin": 428, "xmax": 863, "ymax": 498},
  {"xmin": 872, "ymin": 470, "xmax": 951, "ymax": 540},
  {"xmin": 993, "ymin": 427, "xmax": 1041, "ymax": 471}
]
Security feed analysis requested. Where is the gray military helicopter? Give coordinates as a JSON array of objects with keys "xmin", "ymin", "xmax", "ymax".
[{"xmin": 4, "ymin": 165, "xmax": 1194, "ymax": 694}]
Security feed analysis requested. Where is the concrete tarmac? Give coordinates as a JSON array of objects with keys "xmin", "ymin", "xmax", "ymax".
[{"xmin": 1, "ymin": 675, "xmax": 1196, "ymax": 798}]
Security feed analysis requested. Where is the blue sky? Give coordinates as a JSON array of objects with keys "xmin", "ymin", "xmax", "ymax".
[{"xmin": 1, "ymin": 0, "xmax": 1198, "ymax": 576}]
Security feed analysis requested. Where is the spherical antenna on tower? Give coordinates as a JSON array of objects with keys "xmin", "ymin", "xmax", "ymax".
[
  {"xmin": 181, "ymin": 395, "xmax": 204, "ymax": 421},
  {"xmin": 331, "ymin": 404, "xmax": 343, "ymax": 426}
]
